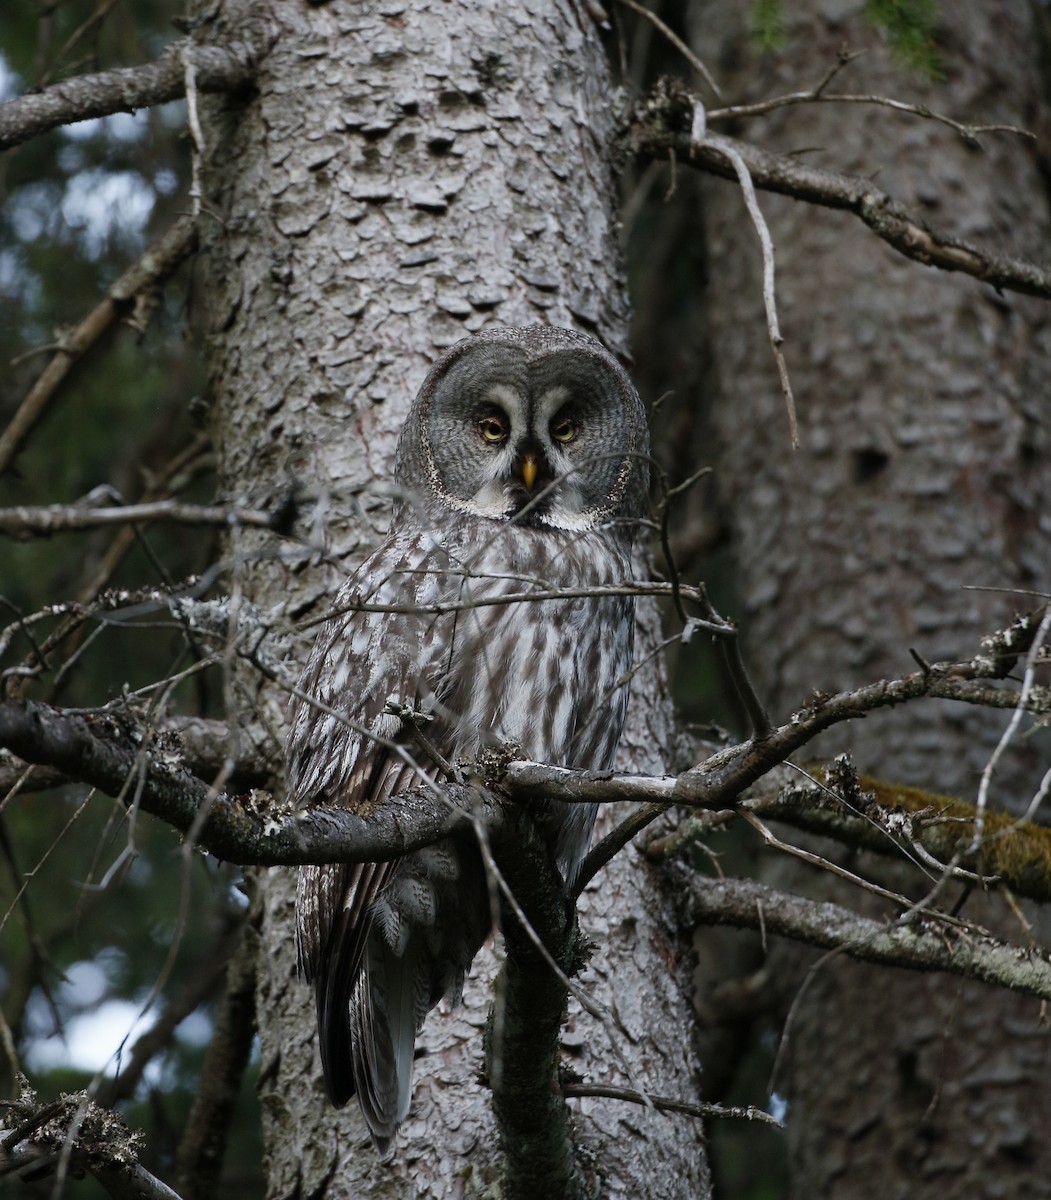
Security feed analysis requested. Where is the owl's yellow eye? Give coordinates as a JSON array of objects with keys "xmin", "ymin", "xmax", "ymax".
[
  {"xmin": 478, "ymin": 414, "xmax": 509, "ymax": 444},
  {"xmin": 550, "ymin": 415, "xmax": 576, "ymax": 444}
]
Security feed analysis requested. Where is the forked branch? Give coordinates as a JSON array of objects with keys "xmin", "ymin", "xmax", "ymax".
[{"xmin": 630, "ymin": 84, "xmax": 1051, "ymax": 300}]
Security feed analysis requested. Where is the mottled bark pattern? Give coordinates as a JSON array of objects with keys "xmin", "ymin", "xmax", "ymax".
[
  {"xmin": 195, "ymin": 0, "xmax": 706, "ymax": 1195},
  {"xmin": 689, "ymin": 2, "xmax": 1051, "ymax": 1197}
]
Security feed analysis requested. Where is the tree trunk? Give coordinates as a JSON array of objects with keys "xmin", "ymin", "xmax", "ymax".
[
  {"xmin": 194, "ymin": 0, "xmax": 708, "ymax": 1194},
  {"xmin": 688, "ymin": 2, "xmax": 1051, "ymax": 1196}
]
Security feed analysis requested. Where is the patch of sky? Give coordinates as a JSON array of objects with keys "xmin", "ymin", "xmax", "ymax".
[
  {"xmin": 9, "ymin": 181, "xmax": 64, "ymax": 242},
  {"xmin": 0, "ymin": 52, "xmax": 19, "ymax": 101},
  {"xmin": 0, "ymin": 248, "xmax": 40, "ymax": 311},
  {"xmin": 60, "ymin": 167, "xmax": 156, "ymax": 259},
  {"xmin": 8, "ymin": 168, "xmax": 155, "ymax": 260},
  {"xmin": 25, "ymin": 978, "xmax": 217, "ymax": 1082},
  {"xmin": 64, "ymin": 108, "xmax": 150, "ymax": 144},
  {"xmin": 158, "ymin": 97, "xmax": 188, "ymax": 129},
  {"xmin": 26, "ymin": 997, "xmax": 148, "ymax": 1076},
  {"xmin": 176, "ymin": 1010, "xmax": 213, "ymax": 1049}
]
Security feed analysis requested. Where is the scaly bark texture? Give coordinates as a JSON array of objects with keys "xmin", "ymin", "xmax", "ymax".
[
  {"xmin": 685, "ymin": 3, "xmax": 1051, "ymax": 1197},
  {"xmin": 194, "ymin": 0, "xmax": 708, "ymax": 1195}
]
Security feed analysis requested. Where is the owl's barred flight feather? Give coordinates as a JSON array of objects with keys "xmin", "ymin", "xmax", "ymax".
[{"xmin": 285, "ymin": 326, "xmax": 649, "ymax": 1153}]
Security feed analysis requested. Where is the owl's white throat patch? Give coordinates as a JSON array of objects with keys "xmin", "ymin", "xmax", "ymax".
[{"xmin": 464, "ymin": 477, "xmax": 518, "ymax": 519}]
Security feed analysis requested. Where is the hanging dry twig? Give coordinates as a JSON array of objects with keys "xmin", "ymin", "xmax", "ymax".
[
  {"xmin": 182, "ymin": 44, "xmax": 206, "ymax": 220},
  {"xmin": 688, "ymin": 101, "xmax": 799, "ymax": 448},
  {"xmin": 971, "ymin": 604, "xmax": 1051, "ymax": 852}
]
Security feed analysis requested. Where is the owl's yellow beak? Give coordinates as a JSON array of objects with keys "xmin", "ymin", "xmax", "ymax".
[{"xmin": 520, "ymin": 453, "xmax": 539, "ymax": 492}]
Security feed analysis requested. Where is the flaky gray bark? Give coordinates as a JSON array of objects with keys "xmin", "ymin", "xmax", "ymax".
[
  {"xmin": 687, "ymin": 2, "xmax": 1051, "ymax": 1196},
  {"xmin": 194, "ymin": 0, "xmax": 706, "ymax": 1195}
]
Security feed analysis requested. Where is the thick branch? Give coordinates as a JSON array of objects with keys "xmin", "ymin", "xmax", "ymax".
[
  {"xmin": 687, "ymin": 875, "xmax": 1051, "ymax": 1002},
  {"xmin": 0, "ymin": 37, "xmax": 268, "ymax": 152},
  {"xmin": 486, "ymin": 819, "xmax": 584, "ymax": 1200},
  {"xmin": 630, "ymin": 89, "xmax": 1051, "ymax": 300},
  {"xmin": 0, "ymin": 700, "xmax": 486, "ymax": 866},
  {"xmin": 0, "ymin": 716, "xmax": 271, "ymax": 797}
]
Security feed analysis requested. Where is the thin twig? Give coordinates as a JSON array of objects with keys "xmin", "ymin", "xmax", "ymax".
[
  {"xmin": 656, "ymin": 465, "xmax": 711, "ymax": 626},
  {"xmin": 307, "ymin": 580, "xmax": 737, "ymax": 631},
  {"xmin": 41, "ymin": 0, "xmax": 122, "ymax": 88},
  {"xmin": 0, "ymin": 499, "xmax": 275, "ymax": 538},
  {"xmin": 76, "ymin": 434, "xmax": 214, "ymax": 605},
  {"xmin": 0, "ymin": 216, "xmax": 198, "ymax": 477},
  {"xmin": 708, "ymin": 91, "xmax": 1036, "ymax": 148},
  {"xmin": 563, "ymin": 1082, "xmax": 782, "ymax": 1126},
  {"xmin": 614, "ymin": 0, "xmax": 722, "ymax": 99},
  {"xmin": 690, "ymin": 101, "xmax": 798, "ymax": 448},
  {"xmin": 741, "ymin": 808, "xmax": 926, "ymax": 913},
  {"xmin": 971, "ymin": 605, "xmax": 1051, "ymax": 853}
]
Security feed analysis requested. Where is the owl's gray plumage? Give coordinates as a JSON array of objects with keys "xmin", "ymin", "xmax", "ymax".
[{"xmin": 285, "ymin": 325, "xmax": 649, "ymax": 1152}]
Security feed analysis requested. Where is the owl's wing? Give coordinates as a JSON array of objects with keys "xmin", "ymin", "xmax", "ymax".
[{"xmin": 286, "ymin": 535, "xmax": 449, "ymax": 1120}]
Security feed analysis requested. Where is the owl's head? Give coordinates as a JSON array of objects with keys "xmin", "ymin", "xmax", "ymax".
[{"xmin": 395, "ymin": 326, "xmax": 649, "ymax": 536}]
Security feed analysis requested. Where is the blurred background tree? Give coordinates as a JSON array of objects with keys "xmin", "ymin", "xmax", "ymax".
[{"xmin": 1, "ymin": 5, "xmax": 261, "ymax": 1196}]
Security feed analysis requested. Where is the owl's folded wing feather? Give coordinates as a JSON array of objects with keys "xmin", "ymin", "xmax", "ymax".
[{"xmin": 286, "ymin": 550, "xmax": 444, "ymax": 1119}]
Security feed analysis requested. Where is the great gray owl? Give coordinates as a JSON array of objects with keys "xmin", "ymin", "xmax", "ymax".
[{"xmin": 285, "ymin": 324, "xmax": 649, "ymax": 1152}]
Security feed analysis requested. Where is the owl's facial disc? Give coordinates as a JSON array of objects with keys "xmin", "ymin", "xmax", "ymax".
[
  {"xmin": 451, "ymin": 383, "xmax": 601, "ymax": 528},
  {"xmin": 413, "ymin": 340, "xmax": 645, "ymax": 531}
]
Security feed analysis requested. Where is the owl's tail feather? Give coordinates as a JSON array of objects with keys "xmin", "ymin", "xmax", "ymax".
[
  {"xmin": 350, "ymin": 951, "xmax": 419, "ymax": 1156},
  {"xmin": 310, "ymin": 862, "xmax": 389, "ymax": 1110}
]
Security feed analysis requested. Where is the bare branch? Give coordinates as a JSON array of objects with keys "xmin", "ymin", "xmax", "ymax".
[
  {"xmin": 0, "ymin": 35, "xmax": 270, "ymax": 152},
  {"xmin": 687, "ymin": 874, "xmax": 1051, "ymax": 1003},
  {"xmin": 0, "ymin": 216, "xmax": 198, "ymax": 478},
  {"xmin": 0, "ymin": 699, "xmax": 484, "ymax": 867},
  {"xmin": 485, "ymin": 817, "xmax": 584, "ymax": 1200},
  {"xmin": 562, "ymin": 1082, "xmax": 781, "ymax": 1126},
  {"xmin": 5, "ymin": 597, "xmax": 1048, "ymax": 872},
  {"xmin": 630, "ymin": 84, "xmax": 1051, "ymax": 300},
  {"xmin": 0, "ymin": 498, "xmax": 279, "ymax": 539},
  {"xmin": 1, "ymin": 608, "xmax": 1046, "ymax": 910},
  {"xmin": 707, "ymin": 91, "xmax": 1035, "ymax": 147}
]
